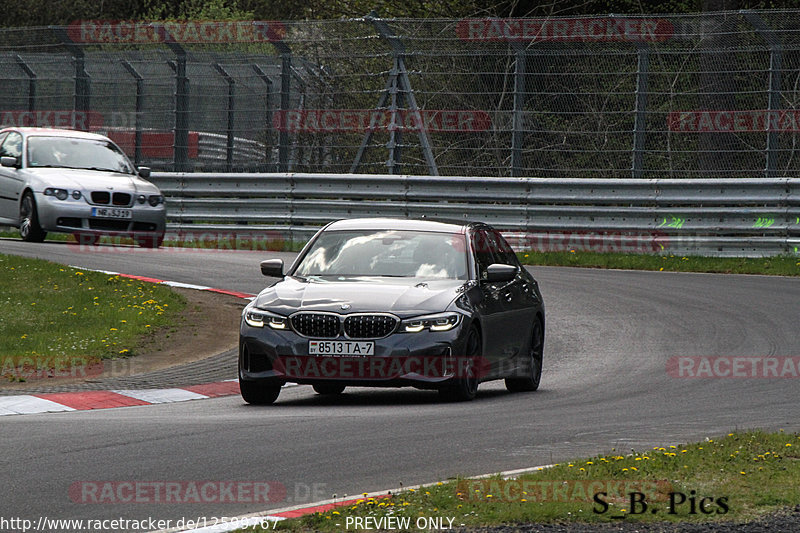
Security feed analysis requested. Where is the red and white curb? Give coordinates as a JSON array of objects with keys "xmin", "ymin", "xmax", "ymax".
[
  {"xmin": 0, "ymin": 379, "xmax": 243, "ymax": 416},
  {"xmin": 0, "ymin": 267, "xmax": 261, "ymax": 417},
  {"xmin": 68, "ymin": 265, "xmax": 257, "ymax": 300}
]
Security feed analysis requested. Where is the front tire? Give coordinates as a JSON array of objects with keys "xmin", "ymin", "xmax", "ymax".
[
  {"xmin": 313, "ymin": 383, "xmax": 346, "ymax": 395},
  {"xmin": 439, "ymin": 327, "xmax": 481, "ymax": 402},
  {"xmin": 506, "ymin": 318, "xmax": 544, "ymax": 392},
  {"xmin": 19, "ymin": 192, "xmax": 46, "ymax": 243},
  {"xmin": 240, "ymin": 380, "xmax": 281, "ymax": 405}
]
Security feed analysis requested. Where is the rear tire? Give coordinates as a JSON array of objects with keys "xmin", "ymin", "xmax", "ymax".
[
  {"xmin": 19, "ymin": 192, "xmax": 46, "ymax": 243},
  {"xmin": 312, "ymin": 383, "xmax": 346, "ymax": 395},
  {"xmin": 439, "ymin": 327, "xmax": 480, "ymax": 402},
  {"xmin": 506, "ymin": 318, "xmax": 544, "ymax": 392},
  {"xmin": 240, "ymin": 380, "xmax": 281, "ymax": 405}
]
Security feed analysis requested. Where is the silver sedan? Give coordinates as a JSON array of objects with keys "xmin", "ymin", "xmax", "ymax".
[{"xmin": 0, "ymin": 127, "xmax": 166, "ymax": 247}]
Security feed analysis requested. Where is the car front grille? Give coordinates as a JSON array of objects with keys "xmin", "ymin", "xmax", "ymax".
[
  {"xmin": 112, "ymin": 192, "xmax": 131, "ymax": 206},
  {"xmin": 91, "ymin": 191, "xmax": 110, "ymax": 204},
  {"xmin": 344, "ymin": 315, "xmax": 398, "ymax": 339},
  {"xmin": 90, "ymin": 191, "xmax": 132, "ymax": 206},
  {"xmin": 290, "ymin": 312, "xmax": 399, "ymax": 339},
  {"xmin": 291, "ymin": 313, "xmax": 340, "ymax": 338}
]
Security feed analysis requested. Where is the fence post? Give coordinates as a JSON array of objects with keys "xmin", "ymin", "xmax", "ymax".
[
  {"xmin": 213, "ymin": 63, "xmax": 236, "ymax": 172},
  {"xmin": 742, "ymin": 11, "xmax": 782, "ymax": 179},
  {"xmin": 252, "ymin": 64, "xmax": 274, "ymax": 171},
  {"xmin": 51, "ymin": 28, "xmax": 91, "ymax": 127},
  {"xmin": 163, "ymin": 36, "xmax": 190, "ymax": 172},
  {"xmin": 15, "ymin": 55, "xmax": 36, "ymax": 113},
  {"xmin": 511, "ymin": 44, "xmax": 527, "ymax": 178},
  {"xmin": 632, "ymin": 43, "xmax": 650, "ymax": 179},
  {"xmin": 269, "ymin": 42, "xmax": 293, "ymax": 173},
  {"xmin": 360, "ymin": 11, "xmax": 439, "ymax": 176},
  {"xmin": 121, "ymin": 60, "xmax": 144, "ymax": 167}
]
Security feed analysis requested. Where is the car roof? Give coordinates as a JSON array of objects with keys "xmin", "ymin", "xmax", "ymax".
[
  {"xmin": 323, "ymin": 217, "xmax": 482, "ymax": 234},
  {"xmin": 0, "ymin": 127, "xmax": 111, "ymax": 142}
]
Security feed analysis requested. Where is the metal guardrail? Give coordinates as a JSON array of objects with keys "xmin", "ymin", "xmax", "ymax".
[{"xmin": 150, "ymin": 173, "xmax": 800, "ymax": 257}]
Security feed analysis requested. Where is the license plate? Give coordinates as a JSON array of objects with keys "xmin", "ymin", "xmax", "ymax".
[
  {"xmin": 309, "ymin": 340, "xmax": 374, "ymax": 356},
  {"xmin": 91, "ymin": 208, "xmax": 132, "ymax": 219}
]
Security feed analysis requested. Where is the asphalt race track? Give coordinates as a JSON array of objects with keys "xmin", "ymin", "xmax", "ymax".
[{"xmin": 2, "ymin": 238, "xmax": 799, "ymax": 528}]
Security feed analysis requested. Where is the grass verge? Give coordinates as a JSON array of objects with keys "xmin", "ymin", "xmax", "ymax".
[
  {"xmin": 0, "ymin": 253, "xmax": 185, "ymax": 381},
  {"xmin": 518, "ymin": 250, "xmax": 800, "ymax": 276},
  {"xmin": 262, "ymin": 430, "xmax": 799, "ymax": 531}
]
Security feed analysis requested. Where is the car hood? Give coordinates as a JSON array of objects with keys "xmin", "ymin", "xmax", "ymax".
[
  {"xmin": 254, "ymin": 276, "xmax": 466, "ymax": 317},
  {"xmin": 25, "ymin": 168, "xmax": 159, "ymax": 193}
]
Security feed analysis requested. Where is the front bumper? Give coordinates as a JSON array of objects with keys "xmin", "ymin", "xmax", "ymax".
[
  {"xmin": 239, "ymin": 319, "xmax": 475, "ymax": 389},
  {"xmin": 35, "ymin": 192, "xmax": 166, "ymax": 236}
]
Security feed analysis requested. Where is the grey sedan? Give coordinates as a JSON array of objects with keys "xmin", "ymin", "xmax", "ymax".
[{"xmin": 0, "ymin": 127, "xmax": 166, "ymax": 247}]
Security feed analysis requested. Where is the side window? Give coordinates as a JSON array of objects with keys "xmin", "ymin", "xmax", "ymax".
[
  {"xmin": 492, "ymin": 230, "xmax": 519, "ymax": 266},
  {"xmin": 472, "ymin": 229, "xmax": 500, "ymax": 280},
  {"xmin": 0, "ymin": 132, "xmax": 22, "ymax": 160}
]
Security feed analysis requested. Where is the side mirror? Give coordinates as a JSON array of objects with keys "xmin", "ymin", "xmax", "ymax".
[
  {"xmin": 1, "ymin": 156, "xmax": 18, "ymax": 168},
  {"xmin": 260, "ymin": 258, "xmax": 284, "ymax": 277},
  {"xmin": 485, "ymin": 263, "xmax": 517, "ymax": 283},
  {"xmin": 137, "ymin": 166, "xmax": 151, "ymax": 178}
]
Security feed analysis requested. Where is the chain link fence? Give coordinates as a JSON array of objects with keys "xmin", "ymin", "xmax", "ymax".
[{"xmin": 1, "ymin": 11, "xmax": 800, "ymax": 177}]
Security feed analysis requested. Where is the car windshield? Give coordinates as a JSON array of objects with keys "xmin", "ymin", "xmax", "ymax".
[
  {"xmin": 26, "ymin": 136, "xmax": 135, "ymax": 174},
  {"xmin": 294, "ymin": 230, "xmax": 468, "ymax": 280}
]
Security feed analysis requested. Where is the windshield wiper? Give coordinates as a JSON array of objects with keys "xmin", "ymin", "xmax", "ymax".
[{"xmin": 82, "ymin": 167, "xmax": 131, "ymax": 174}]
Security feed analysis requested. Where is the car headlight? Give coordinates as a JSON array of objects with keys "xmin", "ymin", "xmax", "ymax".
[
  {"xmin": 401, "ymin": 312, "xmax": 461, "ymax": 333},
  {"xmin": 137, "ymin": 194, "xmax": 147, "ymax": 204},
  {"xmin": 148, "ymin": 195, "xmax": 164, "ymax": 207},
  {"xmin": 44, "ymin": 187, "xmax": 69, "ymax": 200},
  {"xmin": 244, "ymin": 308, "xmax": 287, "ymax": 329},
  {"xmin": 72, "ymin": 190, "xmax": 82, "ymax": 200}
]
